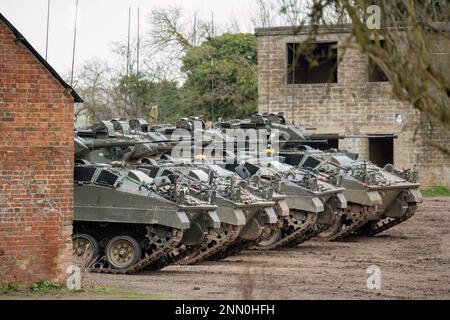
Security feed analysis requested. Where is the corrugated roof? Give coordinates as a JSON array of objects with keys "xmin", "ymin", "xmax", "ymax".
[{"xmin": 0, "ymin": 12, "xmax": 83, "ymax": 103}]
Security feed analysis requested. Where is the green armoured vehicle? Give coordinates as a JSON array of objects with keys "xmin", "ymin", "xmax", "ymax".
[
  {"xmin": 75, "ymin": 131, "xmax": 260, "ymax": 265},
  {"xmin": 155, "ymin": 116, "xmax": 347, "ymax": 249},
  {"xmin": 231, "ymin": 112, "xmax": 422, "ymax": 239},
  {"xmin": 76, "ymin": 120, "xmax": 175, "ymax": 164},
  {"xmin": 132, "ymin": 161, "xmax": 280, "ymax": 263},
  {"xmin": 280, "ymin": 147, "xmax": 422, "ymax": 238},
  {"xmin": 223, "ymin": 154, "xmax": 347, "ymax": 247},
  {"xmin": 73, "ymin": 136, "xmax": 221, "ymax": 272}
]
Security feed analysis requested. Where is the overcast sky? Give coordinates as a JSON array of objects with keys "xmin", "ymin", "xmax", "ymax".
[{"xmin": 1, "ymin": 0, "xmax": 256, "ymax": 77}]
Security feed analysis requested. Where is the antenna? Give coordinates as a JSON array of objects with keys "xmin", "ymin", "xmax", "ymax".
[
  {"xmin": 125, "ymin": 6, "xmax": 131, "ymax": 119},
  {"xmin": 136, "ymin": 7, "xmax": 140, "ymax": 118},
  {"xmin": 211, "ymin": 12, "xmax": 214, "ymax": 37},
  {"xmin": 193, "ymin": 12, "xmax": 197, "ymax": 46},
  {"xmin": 291, "ymin": 38, "xmax": 295, "ymax": 124},
  {"xmin": 136, "ymin": 8, "xmax": 140, "ymax": 76},
  {"xmin": 266, "ymin": 34, "xmax": 270, "ymax": 113},
  {"xmin": 45, "ymin": 0, "xmax": 50, "ymax": 60},
  {"xmin": 211, "ymin": 12, "xmax": 215, "ymax": 126},
  {"xmin": 70, "ymin": 0, "xmax": 79, "ymax": 87}
]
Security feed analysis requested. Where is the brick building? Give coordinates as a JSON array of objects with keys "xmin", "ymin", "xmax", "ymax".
[
  {"xmin": 256, "ymin": 25, "xmax": 450, "ymax": 187},
  {"xmin": 0, "ymin": 14, "xmax": 82, "ymax": 284}
]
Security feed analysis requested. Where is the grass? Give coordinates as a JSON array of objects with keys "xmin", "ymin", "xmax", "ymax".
[
  {"xmin": 0, "ymin": 282, "xmax": 19, "ymax": 294},
  {"xmin": 0, "ymin": 280, "xmax": 169, "ymax": 300},
  {"xmin": 421, "ymin": 186, "xmax": 450, "ymax": 198}
]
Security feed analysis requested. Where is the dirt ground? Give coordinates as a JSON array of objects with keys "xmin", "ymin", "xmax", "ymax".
[
  {"xmin": 2, "ymin": 198, "xmax": 449, "ymax": 300},
  {"xmin": 86, "ymin": 197, "xmax": 449, "ymax": 300}
]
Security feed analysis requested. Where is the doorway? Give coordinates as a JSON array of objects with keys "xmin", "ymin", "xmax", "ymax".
[{"xmin": 368, "ymin": 137, "xmax": 394, "ymax": 167}]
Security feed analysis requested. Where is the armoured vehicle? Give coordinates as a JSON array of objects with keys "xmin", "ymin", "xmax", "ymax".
[
  {"xmin": 155, "ymin": 116, "xmax": 347, "ymax": 248},
  {"xmin": 76, "ymin": 120, "xmax": 175, "ymax": 164},
  {"xmin": 169, "ymin": 116, "xmax": 348, "ymax": 247},
  {"xmin": 223, "ymin": 154, "xmax": 347, "ymax": 247},
  {"xmin": 131, "ymin": 160, "xmax": 280, "ymax": 262},
  {"xmin": 280, "ymin": 147, "xmax": 422, "ymax": 238},
  {"xmin": 73, "ymin": 137, "xmax": 221, "ymax": 272},
  {"xmin": 225, "ymin": 112, "xmax": 422, "ymax": 239},
  {"xmin": 75, "ymin": 132, "xmax": 263, "ymax": 265}
]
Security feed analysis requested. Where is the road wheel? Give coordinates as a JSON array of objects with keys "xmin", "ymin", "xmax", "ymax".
[
  {"xmin": 105, "ymin": 235, "xmax": 142, "ymax": 269},
  {"xmin": 316, "ymin": 220, "xmax": 342, "ymax": 240},
  {"xmin": 255, "ymin": 229, "xmax": 282, "ymax": 248},
  {"xmin": 72, "ymin": 234, "xmax": 99, "ymax": 265}
]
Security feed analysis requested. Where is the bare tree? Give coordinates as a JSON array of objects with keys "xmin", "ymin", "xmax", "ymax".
[
  {"xmin": 278, "ymin": 0, "xmax": 450, "ymax": 154},
  {"xmin": 226, "ymin": 14, "xmax": 242, "ymax": 34},
  {"xmin": 72, "ymin": 58, "xmax": 118, "ymax": 125},
  {"xmin": 250, "ymin": 0, "xmax": 277, "ymax": 28},
  {"xmin": 147, "ymin": 6, "xmax": 193, "ymax": 58},
  {"xmin": 278, "ymin": 0, "xmax": 307, "ymax": 25}
]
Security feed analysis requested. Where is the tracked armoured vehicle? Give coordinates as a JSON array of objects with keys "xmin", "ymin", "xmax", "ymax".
[
  {"xmin": 79, "ymin": 120, "xmax": 285, "ymax": 260},
  {"xmin": 223, "ymin": 154, "xmax": 347, "ymax": 248},
  {"xmin": 76, "ymin": 120, "xmax": 175, "ymax": 164},
  {"xmin": 129, "ymin": 159, "xmax": 280, "ymax": 263},
  {"xmin": 73, "ymin": 136, "xmax": 221, "ymax": 272},
  {"xmin": 230, "ymin": 112, "xmax": 422, "ymax": 239},
  {"xmin": 157, "ymin": 116, "xmax": 347, "ymax": 249},
  {"xmin": 280, "ymin": 148, "xmax": 422, "ymax": 239}
]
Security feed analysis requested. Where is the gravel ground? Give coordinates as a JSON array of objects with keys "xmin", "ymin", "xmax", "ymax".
[{"xmin": 86, "ymin": 197, "xmax": 450, "ymax": 300}]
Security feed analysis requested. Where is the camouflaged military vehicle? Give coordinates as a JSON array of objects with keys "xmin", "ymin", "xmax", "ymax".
[
  {"xmin": 73, "ymin": 137, "xmax": 221, "ymax": 272},
  {"xmin": 75, "ymin": 131, "xmax": 268, "ymax": 266},
  {"xmin": 221, "ymin": 112, "xmax": 326, "ymax": 150}
]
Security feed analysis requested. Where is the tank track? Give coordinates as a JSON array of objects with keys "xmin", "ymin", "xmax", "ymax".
[
  {"xmin": 283, "ymin": 223, "xmax": 330, "ymax": 248},
  {"xmin": 177, "ymin": 225, "xmax": 242, "ymax": 265},
  {"xmin": 207, "ymin": 223, "xmax": 277, "ymax": 261},
  {"xmin": 354, "ymin": 203, "xmax": 417, "ymax": 237},
  {"xmin": 91, "ymin": 229, "xmax": 182, "ymax": 274},
  {"xmin": 143, "ymin": 244, "xmax": 193, "ymax": 271},
  {"xmin": 207, "ymin": 238, "xmax": 254, "ymax": 261},
  {"xmin": 322, "ymin": 204, "xmax": 376, "ymax": 241},
  {"xmin": 251, "ymin": 209, "xmax": 318, "ymax": 249}
]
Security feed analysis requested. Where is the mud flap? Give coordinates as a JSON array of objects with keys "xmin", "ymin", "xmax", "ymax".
[
  {"xmin": 274, "ymin": 199, "xmax": 289, "ymax": 217},
  {"xmin": 159, "ymin": 210, "xmax": 190, "ymax": 230},
  {"xmin": 208, "ymin": 210, "xmax": 221, "ymax": 229},
  {"xmin": 317, "ymin": 204, "xmax": 334, "ymax": 225},
  {"xmin": 407, "ymin": 188, "xmax": 423, "ymax": 204},
  {"xmin": 385, "ymin": 198, "xmax": 408, "ymax": 218},
  {"xmin": 336, "ymin": 193, "xmax": 347, "ymax": 209},
  {"xmin": 216, "ymin": 207, "xmax": 247, "ymax": 226},
  {"xmin": 263, "ymin": 207, "xmax": 278, "ymax": 224}
]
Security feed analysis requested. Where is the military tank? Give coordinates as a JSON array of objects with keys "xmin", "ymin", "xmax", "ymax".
[
  {"xmin": 156, "ymin": 116, "xmax": 347, "ymax": 249},
  {"xmin": 131, "ymin": 159, "xmax": 280, "ymax": 263},
  {"xmin": 231, "ymin": 112, "xmax": 422, "ymax": 239},
  {"xmin": 280, "ymin": 148, "xmax": 422, "ymax": 239},
  {"xmin": 223, "ymin": 154, "xmax": 347, "ymax": 248},
  {"xmin": 73, "ymin": 136, "xmax": 221, "ymax": 272},
  {"xmin": 76, "ymin": 120, "xmax": 175, "ymax": 164},
  {"xmin": 112, "ymin": 118, "xmax": 285, "ymax": 259}
]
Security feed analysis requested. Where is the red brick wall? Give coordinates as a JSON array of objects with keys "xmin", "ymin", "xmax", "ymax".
[{"xmin": 0, "ymin": 20, "xmax": 74, "ymax": 284}]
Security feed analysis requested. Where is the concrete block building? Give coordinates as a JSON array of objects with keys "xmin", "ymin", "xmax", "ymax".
[
  {"xmin": 255, "ymin": 24, "xmax": 450, "ymax": 187},
  {"xmin": 0, "ymin": 13, "xmax": 82, "ymax": 284}
]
